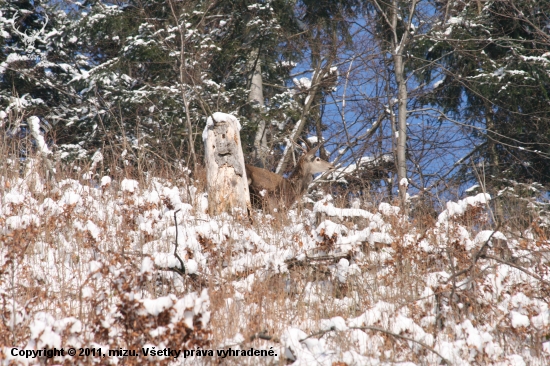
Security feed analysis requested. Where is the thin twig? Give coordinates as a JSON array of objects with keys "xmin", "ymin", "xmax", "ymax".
[
  {"xmin": 484, "ymin": 255, "xmax": 550, "ymax": 287},
  {"xmin": 352, "ymin": 326, "xmax": 451, "ymax": 365},
  {"xmin": 444, "ymin": 222, "xmax": 501, "ymax": 285},
  {"xmin": 299, "ymin": 325, "xmax": 451, "ymax": 365},
  {"xmin": 173, "ymin": 209, "xmax": 186, "ymax": 276},
  {"xmin": 249, "ymin": 331, "xmax": 277, "ymax": 342},
  {"xmin": 285, "ymin": 253, "xmax": 348, "ymax": 269}
]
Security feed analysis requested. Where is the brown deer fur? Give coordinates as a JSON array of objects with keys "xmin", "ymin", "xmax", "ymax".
[{"xmin": 245, "ymin": 146, "xmax": 334, "ymax": 209}]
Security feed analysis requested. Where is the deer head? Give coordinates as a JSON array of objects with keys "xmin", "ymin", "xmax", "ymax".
[
  {"xmin": 292, "ymin": 144, "xmax": 334, "ymax": 174},
  {"xmin": 246, "ymin": 143, "xmax": 334, "ymax": 209},
  {"xmin": 288, "ymin": 144, "xmax": 334, "ymax": 196}
]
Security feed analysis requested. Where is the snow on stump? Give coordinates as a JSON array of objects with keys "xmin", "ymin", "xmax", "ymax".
[{"xmin": 202, "ymin": 112, "xmax": 251, "ymax": 216}]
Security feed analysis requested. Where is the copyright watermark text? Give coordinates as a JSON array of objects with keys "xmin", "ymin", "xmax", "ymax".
[{"xmin": 9, "ymin": 346, "xmax": 277, "ymax": 359}]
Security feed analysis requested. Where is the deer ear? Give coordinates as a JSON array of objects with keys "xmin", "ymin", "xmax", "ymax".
[{"xmin": 306, "ymin": 144, "xmax": 321, "ymax": 157}]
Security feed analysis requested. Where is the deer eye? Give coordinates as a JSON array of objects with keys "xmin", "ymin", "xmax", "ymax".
[{"xmin": 315, "ymin": 157, "xmax": 320, "ymax": 161}]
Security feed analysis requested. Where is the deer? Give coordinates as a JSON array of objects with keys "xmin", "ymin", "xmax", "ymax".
[{"xmin": 245, "ymin": 144, "xmax": 335, "ymax": 209}]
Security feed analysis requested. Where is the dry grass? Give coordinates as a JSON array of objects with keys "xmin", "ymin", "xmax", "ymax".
[{"xmin": 1, "ymin": 138, "xmax": 550, "ymax": 365}]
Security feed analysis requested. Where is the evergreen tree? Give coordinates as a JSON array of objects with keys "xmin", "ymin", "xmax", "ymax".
[
  {"xmin": 0, "ymin": 0, "xmax": 77, "ymax": 142},
  {"xmin": 422, "ymin": 0, "xmax": 550, "ymax": 189}
]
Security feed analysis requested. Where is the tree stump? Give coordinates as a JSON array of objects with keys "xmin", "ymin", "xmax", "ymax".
[{"xmin": 202, "ymin": 112, "xmax": 251, "ymax": 216}]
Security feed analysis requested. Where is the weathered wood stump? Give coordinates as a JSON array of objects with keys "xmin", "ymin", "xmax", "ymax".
[{"xmin": 202, "ymin": 112, "xmax": 251, "ymax": 216}]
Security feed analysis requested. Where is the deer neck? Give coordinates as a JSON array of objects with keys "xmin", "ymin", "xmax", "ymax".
[{"xmin": 288, "ymin": 161, "xmax": 313, "ymax": 197}]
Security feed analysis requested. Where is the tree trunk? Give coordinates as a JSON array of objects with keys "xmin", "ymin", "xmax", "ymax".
[
  {"xmin": 394, "ymin": 51, "xmax": 408, "ymax": 210},
  {"xmin": 311, "ymin": 28, "xmax": 326, "ymax": 160},
  {"xmin": 275, "ymin": 61, "xmax": 332, "ymax": 175},
  {"xmin": 485, "ymin": 106, "xmax": 503, "ymax": 222},
  {"xmin": 168, "ymin": 0, "xmax": 197, "ymax": 170},
  {"xmin": 388, "ymin": 0, "xmax": 417, "ymax": 212},
  {"xmin": 203, "ymin": 113, "xmax": 251, "ymax": 216},
  {"xmin": 249, "ymin": 49, "xmax": 268, "ymax": 167}
]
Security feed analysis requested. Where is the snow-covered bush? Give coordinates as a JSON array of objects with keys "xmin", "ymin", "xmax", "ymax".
[{"xmin": 1, "ymin": 161, "xmax": 549, "ymax": 365}]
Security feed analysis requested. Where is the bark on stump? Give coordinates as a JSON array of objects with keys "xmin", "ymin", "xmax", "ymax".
[{"xmin": 202, "ymin": 112, "xmax": 251, "ymax": 216}]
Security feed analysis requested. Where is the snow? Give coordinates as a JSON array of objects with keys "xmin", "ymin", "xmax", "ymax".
[
  {"xmin": 328, "ymin": 154, "xmax": 393, "ymax": 181},
  {"xmin": 293, "ymin": 77, "xmax": 311, "ymax": 89},
  {"xmin": 306, "ymin": 136, "xmax": 318, "ymax": 144},
  {"xmin": 2, "ymin": 164, "xmax": 549, "ymax": 365},
  {"xmin": 462, "ymin": 320, "xmax": 482, "ymax": 351},
  {"xmin": 186, "ymin": 259, "xmax": 198, "ymax": 274},
  {"xmin": 320, "ymin": 316, "xmax": 348, "ymax": 331},
  {"xmin": 86, "ymin": 220, "xmax": 101, "ymax": 240},
  {"xmin": 141, "ymin": 295, "xmax": 174, "ymax": 316},
  {"xmin": 140, "ymin": 256, "xmax": 155, "ymax": 274},
  {"xmin": 6, "ymin": 53, "xmax": 31, "ymax": 63},
  {"xmin": 281, "ymin": 328, "xmax": 315, "ymax": 362},
  {"xmin": 433, "ymin": 79, "xmax": 444, "ymax": 88},
  {"xmin": 378, "ymin": 202, "xmax": 400, "ymax": 216},
  {"xmin": 90, "ymin": 150, "xmax": 103, "ymax": 168},
  {"xmin": 101, "ymin": 175, "xmax": 111, "ymax": 186},
  {"xmin": 202, "ymin": 112, "xmax": 242, "ymax": 141},
  {"xmin": 510, "ymin": 311, "xmax": 530, "ymax": 328},
  {"xmin": 465, "ymin": 184, "xmax": 480, "ymax": 193},
  {"xmin": 121, "ymin": 178, "xmax": 139, "ymax": 192},
  {"xmin": 28, "ymin": 116, "xmax": 50, "ymax": 154},
  {"xmin": 438, "ymin": 192, "xmax": 491, "ymax": 223},
  {"xmin": 447, "ymin": 17, "xmax": 463, "ymax": 25},
  {"xmin": 89, "ymin": 261, "xmax": 102, "ymax": 272},
  {"xmin": 5, "ymin": 192, "xmax": 25, "ymax": 205},
  {"xmin": 29, "ymin": 312, "xmax": 62, "ymax": 349},
  {"xmin": 60, "ymin": 191, "xmax": 82, "ymax": 206},
  {"xmin": 504, "ymin": 354, "xmax": 527, "ymax": 366},
  {"xmin": 6, "ymin": 214, "xmax": 40, "ymax": 230}
]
